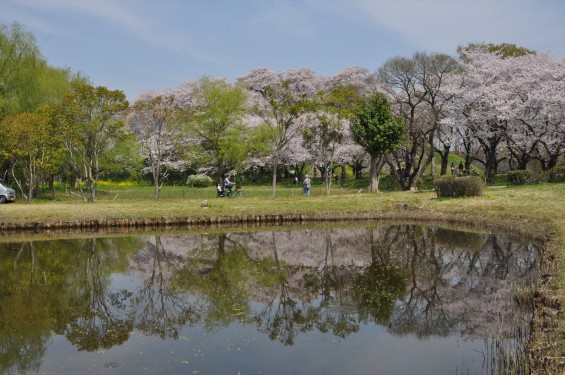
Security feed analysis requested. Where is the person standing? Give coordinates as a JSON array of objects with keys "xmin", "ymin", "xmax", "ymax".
[{"xmin": 303, "ymin": 175, "xmax": 311, "ymax": 196}]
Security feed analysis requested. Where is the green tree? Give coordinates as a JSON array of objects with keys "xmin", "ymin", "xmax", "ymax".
[
  {"xmin": 322, "ymin": 84, "xmax": 364, "ymax": 120},
  {"xmin": 351, "ymin": 93, "xmax": 405, "ymax": 192},
  {"xmin": 57, "ymin": 83, "xmax": 129, "ymax": 202},
  {"xmin": 0, "ymin": 106, "xmax": 64, "ymax": 202},
  {"xmin": 0, "ymin": 22, "xmax": 40, "ymax": 117},
  {"xmin": 0, "ymin": 22, "xmax": 80, "ymax": 117},
  {"xmin": 0, "ymin": 22, "xmax": 83, "ymax": 184},
  {"xmin": 187, "ymin": 77, "xmax": 248, "ymax": 183}
]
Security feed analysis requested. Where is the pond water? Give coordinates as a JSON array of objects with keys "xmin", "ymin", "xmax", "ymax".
[{"xmin": 0, "ymin": 224, "xmax": 539, "ymax": 375}]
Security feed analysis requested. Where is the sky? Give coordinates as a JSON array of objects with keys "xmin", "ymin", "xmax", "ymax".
[{"xmin": 1, "ymin": 0, "xmax": 564, "ymax": 101}]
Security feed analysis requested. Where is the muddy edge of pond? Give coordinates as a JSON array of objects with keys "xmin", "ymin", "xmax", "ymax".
[{"xmin": 0, "ymin": 207, "xmax": 561, "ymax": 373}]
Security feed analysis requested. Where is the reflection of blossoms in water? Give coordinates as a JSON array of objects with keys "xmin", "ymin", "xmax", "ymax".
[
  {"xmin": 0, "ymin": 225, "xmax": 539, "ymax": 374},
  {"xmin": 153, "ymin": 225, "xmax": 538, "ymax": 344}
]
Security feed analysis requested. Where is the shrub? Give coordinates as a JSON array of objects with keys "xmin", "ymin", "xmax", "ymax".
[
  {"xmin": 547, "ymin": 165, "xmax": 565, "ymax": 183},
  {"xmin": 186, "ymin": 174, "xmax": 213, "ymax": 187},
  {"xmin": 417, "ymin": 175, "xmax": 435, "ymax": 191},
  {"xmin": 378, "ymin": 175, "xmax": 403, "ymax": 191},
  {"xmin": 507, "ymin": 170, "xmax": 548, "ymax": 185},
  {"xmin": 433, "ymin": 176, "xmax": 484, "ymax": 198}
]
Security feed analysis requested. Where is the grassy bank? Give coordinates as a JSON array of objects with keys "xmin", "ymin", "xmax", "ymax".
[{"xmin": 1, "ymin": 183, "xmax": 563, "ymax": 373}]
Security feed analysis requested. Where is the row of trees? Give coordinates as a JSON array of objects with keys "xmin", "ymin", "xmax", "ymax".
[
  {"xmin": 127, "ymin": 44, "xmax": 565, "ymax": 196},
  {"xmin": 1, "ymin": 22, "xmax": 564, "ymax": 202}
]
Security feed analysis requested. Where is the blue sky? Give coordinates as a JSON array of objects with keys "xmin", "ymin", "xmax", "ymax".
[{"xmin": 2, "ymin": 0, "xmax": 564, "ymax": 101}]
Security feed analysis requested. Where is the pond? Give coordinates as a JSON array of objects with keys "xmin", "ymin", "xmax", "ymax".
[{"xmin": 0, "ymin": 224, "xmax": 539, "ymax": 375}]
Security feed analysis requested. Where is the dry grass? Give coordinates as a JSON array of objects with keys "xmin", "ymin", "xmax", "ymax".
[{"xmin": 1, "ymin": 183, "xmax": 564, "ymax": 373}]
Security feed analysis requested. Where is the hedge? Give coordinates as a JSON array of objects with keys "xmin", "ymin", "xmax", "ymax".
[
  {"xmin": 507, "ymin": 169, "xmax": 548, "ymax": 185},
  {"xmin": 548, "ymin": 165, "xmax": 565, "ymax": 183},
  {"xmin": 433, "ymin": 176, "xmax": 484, "ymax": 198}
]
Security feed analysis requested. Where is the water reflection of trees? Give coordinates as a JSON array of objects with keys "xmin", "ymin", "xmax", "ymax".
[
  {"xmin": 0, "ymin": 225, "xmax": 538, "ymax": 373},
  {"xmin": 253, "ymin": 231, "xmax": 367, "ymax": 346},
  {"xmin": 386, "ymin": 226, "xmax": 538, "ymax": 339},
  {"xmin": 0, "ymin": 242, "xmax": 51, "ymax": 374},
  {"xmin": 253, "ymin": 230, "xmax": 408, "ymax": 345},
  {"xmin": 129, "ymin": 236, "xmax": 199, "ymax": 339},
  {"xmin": 62, "ymin": 238, "xmax": 133, "ymax": 350}
]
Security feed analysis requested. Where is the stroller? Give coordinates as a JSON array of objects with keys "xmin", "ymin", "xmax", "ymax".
[{"xmin": 217, "ymin": 183, "xmax": 226, "ymax": 197}]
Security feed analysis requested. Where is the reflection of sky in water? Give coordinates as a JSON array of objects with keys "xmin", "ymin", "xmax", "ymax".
[
  {"xmin": 39, "ymin": 321, "xmax": 487, "ymax": 375},
  {"xmin": 0, "ymin": 225, "xmax": 537, "ymax": 375},
  {"xmin": 36, "ymin": 273, "xmax": 487, "ymax": 374}
]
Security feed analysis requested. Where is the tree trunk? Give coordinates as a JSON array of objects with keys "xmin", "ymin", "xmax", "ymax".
[
  {"xmin": 325, "ymin": 163, "xmax": 332, "ymax": 195},
  {"xmin": 439, "ymin": 144, "xmax": 450, "ymax": 175},
  {"xmin": 271, "ymin": 159, "xmax": 278, "ymax": 197},
  {"xmin": 27, "ymin": 161, "xmax": 34, "ymax": 203},
  {"xmin": 87, "ymin": 179, "xmax": 95, "ymax": 202},
  {"xmin": 485, "ymin": 147, "xmax": 498, "ymax": 185},
  {"xmin": 477, "ymin": 133, "xmax": 504, "ymax": 185},
  {"xmin": 85, "ymin": 163, "xmax": 96, "ymax": 202},
  {"xmin": 154, "ymin": 166, "xmax": 161, "ymax": 201},
  {"xmin": 294, "ymin": 163, "xmax": 306, "ymax": 181},
  {"xmin": 348, "ymin": 161, "xmax": 364, "ymax": 179},
  {"xmin": 369, "ymin": 155, "xmax": 385, "ymax": 193}
]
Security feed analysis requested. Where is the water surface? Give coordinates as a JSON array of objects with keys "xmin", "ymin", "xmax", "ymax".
[{"xmin": 0, "ymin": 224, "xmax": 538, "ymax": 374}]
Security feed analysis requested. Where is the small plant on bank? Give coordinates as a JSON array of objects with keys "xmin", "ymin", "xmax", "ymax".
[
  {"xmin": 186, "ymin": 174, "xmax": 213, "ymax": 187},
  {"xmin": 433, "ymin": 176, "xmax": 484, "ymax": 198}
]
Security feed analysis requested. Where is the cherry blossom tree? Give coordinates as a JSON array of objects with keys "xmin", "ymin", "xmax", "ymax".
[
  {"xmin": 321, "ymin": 67, "xmax": 378, "ymax": 181},
  {"xmin": 165, "ymin": 80, "xmax": 197, "ymax": 109},
  {"xmin": 420, "ymin": 54, "xmax": 459, "ymax": 175},
  {"xmin": 442, "ymin": 61, "xmax": 508, "ymax": 183},
  {"xmin": 238, "ymin": 68, "xmax": 319, "ymax": 196},
  {"xmin": 302, "ymin": 112, "xmax": 348, "ymax": 194},
  {"xmin": 129, "ymin": 92, "xmax": 187, "ymax": 200},
  {"xmin": 322, "ymin": 66, "xmax": 379, "ymax": 100},
  {"xmin": 277, "ymin": 127, "xmax": 311, "ymax": 180},
  {"xmin": 503, "ymin": 53, "xmax": 565, "ymax": 170},
  {"xmin": 441, "ymin": 50, "xmax": 565, "ymax": 182}
]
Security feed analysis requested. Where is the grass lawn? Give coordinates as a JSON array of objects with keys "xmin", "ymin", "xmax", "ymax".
[{"xmin": 1, "ymin": 182, "xmax": 564, "ymax": 373}]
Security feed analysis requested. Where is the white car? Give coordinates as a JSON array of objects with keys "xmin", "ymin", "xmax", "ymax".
[{"xmin": 0, "ymin": 182, "xmax": 16, "ymax": 203}]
